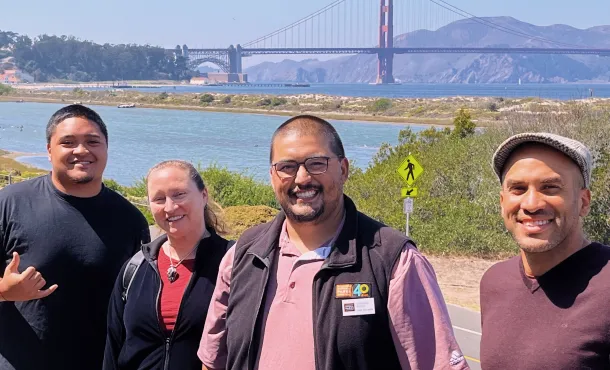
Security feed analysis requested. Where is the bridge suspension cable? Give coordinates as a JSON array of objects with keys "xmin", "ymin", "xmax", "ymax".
[{"xmin": 243, "ymin": 0, "xmax": 347, "ymax": 47}]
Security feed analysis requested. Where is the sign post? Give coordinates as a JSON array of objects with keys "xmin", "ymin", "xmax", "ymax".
[
  {"xmin": 396, "ymin": 155, "xmax": 424, "ymax": 237},
  {"xmin": 403, "ymin": 197, "xmax": 414, "ymax": 236}
]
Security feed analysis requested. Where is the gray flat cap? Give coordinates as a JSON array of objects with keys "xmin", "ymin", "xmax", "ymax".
[{"xmin": 492, "ymin": 132, "xmax": 592, "ymax": 188}]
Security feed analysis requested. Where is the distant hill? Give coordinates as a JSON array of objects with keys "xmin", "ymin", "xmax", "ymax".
[{"xmin": 245, "ymin": 17, "xmax": 610, "ymax": 84}]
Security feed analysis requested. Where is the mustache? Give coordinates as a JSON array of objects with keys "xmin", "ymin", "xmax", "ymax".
[{"xmin": 289, "ymin": 185, "xmax": 322, "ymax": 196}]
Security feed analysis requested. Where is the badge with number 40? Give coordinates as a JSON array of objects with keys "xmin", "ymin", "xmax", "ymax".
[{"xmin": 352, "ymin": 283, "xmax": 369, "ymax": 297}]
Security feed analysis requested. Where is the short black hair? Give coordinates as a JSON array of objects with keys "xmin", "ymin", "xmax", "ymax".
[
  {"xmin": 269, "ymin": 114, "xmax": 345, "ymax": 163},
  {"xmin": 46, "ymin": 104, "xmax": 108, "ymax": 145}
]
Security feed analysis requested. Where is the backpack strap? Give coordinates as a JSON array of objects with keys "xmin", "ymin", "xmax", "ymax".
[
  {"xmin": 121, "ymin": 250, "xmax": 145, "ymax": 303},
  {"xmin": 121, "ymin": 239, "xmax": 234, "ymax": 303}
]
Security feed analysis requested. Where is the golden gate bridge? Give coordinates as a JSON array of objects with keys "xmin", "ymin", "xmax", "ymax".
[{"xmin": 170, "ymin": 0, "xmax": 610, "ymax": 84}]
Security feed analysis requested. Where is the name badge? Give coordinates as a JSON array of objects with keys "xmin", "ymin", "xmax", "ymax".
[{"xmin": 342, "ymin": 298, "xmax": 376, "ymax": 316}]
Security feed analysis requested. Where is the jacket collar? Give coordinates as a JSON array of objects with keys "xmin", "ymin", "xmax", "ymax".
[
  {"xmin": 142, "ymin": 228, "xmax": 222, "ymax": 268},
  {"xmin": 247, "ymin": 195, "xmax": 360, "ymax": 269}
]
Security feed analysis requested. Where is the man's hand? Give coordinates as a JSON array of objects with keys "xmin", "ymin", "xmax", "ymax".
[{"xmin": 0, "ymin": 252, "xmax": 58, "ymax": 302}]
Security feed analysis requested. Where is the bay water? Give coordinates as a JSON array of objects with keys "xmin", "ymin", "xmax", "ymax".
[{"xmin": 0, "ymin": 102, "xmax": 424, "ymax": 185}]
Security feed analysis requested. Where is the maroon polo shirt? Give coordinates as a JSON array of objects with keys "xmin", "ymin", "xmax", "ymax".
[{"xmin": 480, "ymin": 242, "xmax": 610, "ymax": 370}]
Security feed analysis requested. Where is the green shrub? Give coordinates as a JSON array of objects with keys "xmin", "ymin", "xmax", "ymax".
[
  {"xmin": 0, "ymin": 83, "xmax": 13, "ymax": 96},
  {"xmin": 199, "ymin": 164, "xmax": 279, "ymax": 209},
  {"xmin": 258, "ymin": 98, "xmax": 272, "ymax": 106},
  {"xmin": 271, "ymin": 97, "xmax": 287, "ymax": 106},
  {"xmin": 370, "ymin": 98, "xmax": 392, "ymax": 112},
  {"xmin": 345, "ymin": 128, "xmax": 512, "ymax": 258},
  {"xmin": 123, "ymin": 177, "xmax": 148, "ymax": 198},
  {"xmin": 103, "ymin": 178, "xmax": 125, "ymax": 194},
  {"xmin": 258, "ymin": 97, "xmax": 287, "ymax": 107},
  {"xmin": 200, "ymin": 93, "xmax": 214, "ymax": 103},
  {"xmin": 137, "ymin": 206, "xmax": 155, "ymax": 225},
  {"xmin": 344, "ymin": 107, "xmax": 610, "ymax": 258},
  {"xmin": 222, "ymin": 95, "xmax": 232, "ymax": 104}
]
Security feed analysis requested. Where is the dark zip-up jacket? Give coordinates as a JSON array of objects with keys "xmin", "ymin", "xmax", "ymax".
[
  {"xmin": 225, "ymin": 195, "xmax": 409, "ymax": 370},
  {"xmin": 103, "ymin": 230, "xmax": 230, "ymax": 370}
]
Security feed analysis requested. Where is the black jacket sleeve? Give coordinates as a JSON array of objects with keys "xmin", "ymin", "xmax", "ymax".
[{"xmin": 103, "ymin": 261, "xmax": 128, "ymax": 370}]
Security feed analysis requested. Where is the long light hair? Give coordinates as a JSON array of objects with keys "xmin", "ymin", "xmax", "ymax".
[{"xmin": 146, "ymin": 160, "xmax": 227, "ymax": 235}]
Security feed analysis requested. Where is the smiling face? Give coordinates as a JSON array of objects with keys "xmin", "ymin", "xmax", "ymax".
[
  {"xmin": 147, "ymin": 166, "xmax": 208, "ymax": 238},
  {"xmin": 500, "ymin": 144, "xmax": 591, "ymax": 253},
  {"xmin": 270, "ymin": 131, "xmax": 348, "ymax": 224},
  {"xmin": 47, "ymin": 117, "xmax": 107, "ymax": 186}
]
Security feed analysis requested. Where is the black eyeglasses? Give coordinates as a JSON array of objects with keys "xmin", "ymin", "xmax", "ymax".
[{"xmin": 272, "ymin": 156, "xmax": 343, "ymax": 178}]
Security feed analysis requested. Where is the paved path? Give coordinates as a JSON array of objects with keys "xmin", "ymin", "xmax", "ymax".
[{"xmin": 448, "ymin": 304, "xmax": 482, "ymax": 370}]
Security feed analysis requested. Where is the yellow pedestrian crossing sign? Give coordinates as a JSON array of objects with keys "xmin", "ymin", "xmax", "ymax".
[
  {"xmin": 401, "ymin": 187, "xmax": 418, "ymax": 198},
  {"xmin": 396, "ymin": 155, "xmax": 424, "ymax": 186}
]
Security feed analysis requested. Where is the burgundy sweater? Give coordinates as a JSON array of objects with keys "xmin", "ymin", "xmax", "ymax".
[{"xmin": 480, "ymin": 242, "xmax": 610, "ymax": 370}]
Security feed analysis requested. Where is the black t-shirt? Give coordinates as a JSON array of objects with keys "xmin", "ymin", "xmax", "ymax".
[
  {"xmin": 480, "ymin": 242, "xmax": 610, "ymax": 370},
  {"xmin": 0, "ymin": 174, "xmax": 150, "ymax": 370}
]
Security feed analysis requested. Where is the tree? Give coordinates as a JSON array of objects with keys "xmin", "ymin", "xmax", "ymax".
[
  {"xmin": 4, "ymin": 29, "xmax": 189, "ymax": 82},
  {"xmin": 452, "ymin": 108, "xmax": 476, "ymax": 138}
]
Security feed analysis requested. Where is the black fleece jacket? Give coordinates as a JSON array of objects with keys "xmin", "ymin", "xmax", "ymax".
[{"xmin": 103, "ymin": 230, "xmax": 230, "ymax": 370}]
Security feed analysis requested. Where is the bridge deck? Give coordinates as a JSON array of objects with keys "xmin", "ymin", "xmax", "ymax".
[{"xmin": 182, "ymin": 47, "xmax": 610, "ymax": 56}]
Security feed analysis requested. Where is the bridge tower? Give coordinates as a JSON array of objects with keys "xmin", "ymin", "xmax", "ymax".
[
  {"xmin": 228, "ymin": 44, "xmax": 243, "ymax": 74},
  {"xmin": 376, "ymin": 0, "xmax": 395, "ymax": 84}
]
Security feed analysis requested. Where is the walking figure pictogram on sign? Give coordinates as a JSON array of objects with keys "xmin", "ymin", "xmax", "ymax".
[{"xmin": 405, "ymin": 160, "xmax": 415, "ymax": 182}]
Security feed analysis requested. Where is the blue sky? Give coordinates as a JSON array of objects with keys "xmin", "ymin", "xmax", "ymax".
[
  {"xmin": 4, "ymin": 0, "xmax": 608, "ymax": 47},
  {"xmin": 3, "ymin": 0, "xmax": 608, "ymax": 66}
]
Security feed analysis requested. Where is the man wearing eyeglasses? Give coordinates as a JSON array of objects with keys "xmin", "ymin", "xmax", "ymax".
[{"xmin": 198, "ymin": 115, "xmax": 467, "ymax": 370}]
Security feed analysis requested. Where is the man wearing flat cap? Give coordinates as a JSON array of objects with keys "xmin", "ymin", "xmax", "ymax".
[{"xmin": 479, "ymin": 132, "xmax": 610, "ymax": 369}]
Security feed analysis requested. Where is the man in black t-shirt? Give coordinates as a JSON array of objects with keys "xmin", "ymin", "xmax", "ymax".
[
  {"xmin": 0, "ymin": 105, "xmax": 150, "ymax": 370},
  {"xmin": 480, "ymin": 133, "xmax": 610, "ymax": 369}
]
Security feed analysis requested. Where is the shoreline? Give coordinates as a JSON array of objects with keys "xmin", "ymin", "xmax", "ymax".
[
  {"xmin": 4, "ymin": 85, "xmax": 610, "ymax": 128},
  {"xmin": 0, "ymin": 95, "xmax": 456, "ymax": 126},
  {"xmin": 0, "ymin": 149, "xmax": 47, "ymax": 175},
  {"xmin": 3, "ymin": 150, "xmax": 47, "ymax": 160}
]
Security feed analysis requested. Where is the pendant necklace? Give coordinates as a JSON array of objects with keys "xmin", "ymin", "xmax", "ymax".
[{"xmin": 165, "ymin": 243, "xmax": 197, "ymax": 283}]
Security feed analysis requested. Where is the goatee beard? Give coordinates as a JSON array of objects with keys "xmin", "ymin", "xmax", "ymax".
[
  {"xmin": 284, "ymin": 185, "xmax": 324, "ymax": 223},
  {"xmin": 71, "ymin": 175, "xmax": 94, "ymax": 184},
  {"xmin": 284, "ymin": 203, "xmax": 325, "ymax": 223}
]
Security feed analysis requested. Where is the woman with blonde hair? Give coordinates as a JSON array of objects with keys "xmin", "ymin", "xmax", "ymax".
[{"xmin": 103, "ymin": 160, "xmax": 233, "ymax": 370}]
